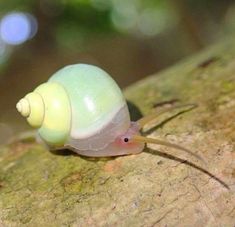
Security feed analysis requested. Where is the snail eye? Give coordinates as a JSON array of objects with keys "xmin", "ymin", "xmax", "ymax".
[{"xmin": 124, "ymin": 138, "xmax": 129, "ymax": 143}]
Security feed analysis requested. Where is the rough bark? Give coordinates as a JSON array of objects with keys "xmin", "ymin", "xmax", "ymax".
[{"xmin": 1, "ymin": 39, "xmax": 235, "ymax": 227}]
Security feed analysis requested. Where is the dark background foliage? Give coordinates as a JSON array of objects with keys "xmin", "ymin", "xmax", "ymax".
[{"xmin": 0, "ymin": 0, "xmax": 235, "ymax": 142}]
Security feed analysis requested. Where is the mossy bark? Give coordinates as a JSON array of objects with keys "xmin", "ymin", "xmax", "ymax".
[{"xmin": 1, "ymin": 38, "xmax": 235, "ymax": 226}]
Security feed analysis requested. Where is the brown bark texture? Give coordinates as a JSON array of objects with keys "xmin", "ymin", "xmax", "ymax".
[{"xmin": 0, "ymin": 39, "xmax": 235, "ymax": 226}]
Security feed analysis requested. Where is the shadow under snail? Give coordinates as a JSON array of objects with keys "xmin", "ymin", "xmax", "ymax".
[{"xmin": 16, "ymin": 64, "xmax": 201, "ymax": 160}]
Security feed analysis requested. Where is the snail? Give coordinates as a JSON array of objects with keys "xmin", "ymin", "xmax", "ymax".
[{"xmin": 16, "ymin": 64, "xmax": 200, "ymax": 160}]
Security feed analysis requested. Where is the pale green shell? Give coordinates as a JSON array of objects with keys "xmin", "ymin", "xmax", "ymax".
[
  {"xmin": 49, "ymin": 64, "xmax": 127, "ymax": 140},
  {"xmin": 16, "ymin": 64, "xmax": 130, "ymax": 150}
]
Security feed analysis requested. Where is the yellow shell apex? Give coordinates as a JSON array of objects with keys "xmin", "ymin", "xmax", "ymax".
[
  {"xmin": 17, "ymin": 92, "xmax": 44, "ymax": 127},
  {"xmin": 26, "ymin": 92, "xmax": 45, "ymax": 127}
]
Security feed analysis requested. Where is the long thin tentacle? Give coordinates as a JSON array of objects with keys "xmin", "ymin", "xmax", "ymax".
[
  {"xmin": 132, "ymin": 135, "xmax": 205, "ymax": 163},
  {"xmin": 137, "ymin": 103, "xmax": 197, "ymax": 129}
]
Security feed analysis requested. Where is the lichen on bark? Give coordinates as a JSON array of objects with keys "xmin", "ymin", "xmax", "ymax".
[{"xmin": 0, "ymin": 39, "xmax": 235, "ymax": 226}]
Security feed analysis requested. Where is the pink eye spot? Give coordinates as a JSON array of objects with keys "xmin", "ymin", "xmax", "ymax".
[{"xmin": 115, "ymin": 136, "xmax": 138, "ymax": 148}]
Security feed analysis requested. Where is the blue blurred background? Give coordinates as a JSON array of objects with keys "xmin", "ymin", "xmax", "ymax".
[{"xmin": 0, "ymin": 0, "xmax": 235, "ymax": 142}]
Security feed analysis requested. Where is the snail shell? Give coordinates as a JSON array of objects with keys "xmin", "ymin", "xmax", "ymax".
[{"xmin": 16, "ymin": 64, "xmax": 131, "ymax": 153}]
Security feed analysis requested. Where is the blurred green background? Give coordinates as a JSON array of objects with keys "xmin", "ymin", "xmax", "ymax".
[{"xmin": 0, "ymin": 0, "xmax": 235, "ymax": 143}]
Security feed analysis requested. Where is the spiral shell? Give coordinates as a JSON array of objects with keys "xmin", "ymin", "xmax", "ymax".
[
  {"xmin": 16, "ymin": 64, "xmax": 130, "ymax": 152},
  {"xmin": 16, "ymin": 82, "xmax": 71, "ymax": 146}
]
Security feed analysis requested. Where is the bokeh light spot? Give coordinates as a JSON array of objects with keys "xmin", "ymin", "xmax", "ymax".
[
  {"xmin": 0, "ymin": 12, "xmax": 38, "ymax": 45},
  {"xmin": 111, "ymin": 2, "xmax": 138, "ymax": 31}
]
